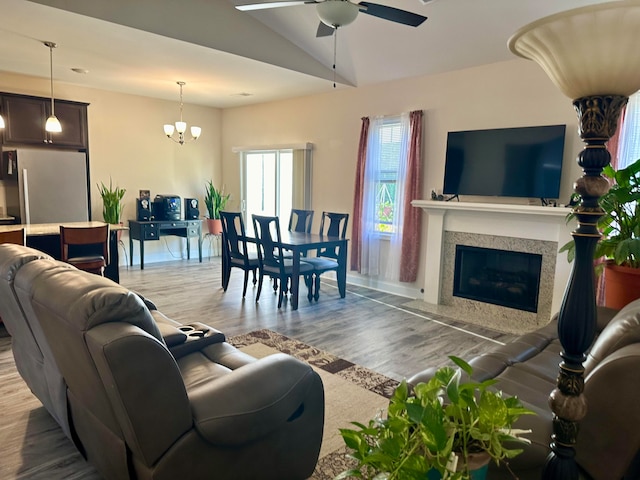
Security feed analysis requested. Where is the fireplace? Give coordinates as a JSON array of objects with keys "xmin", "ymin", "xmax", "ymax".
[{"xmin": 453, "ymin": 245, "xmax": 543, "ymax": 313}]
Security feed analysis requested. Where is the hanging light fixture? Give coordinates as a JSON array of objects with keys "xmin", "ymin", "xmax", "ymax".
[
  {"xmin": 164, "ymin": 81, "xmax": 201, "ymax": 145},
  {"xmin": 43, "ymin": 41, "xmax": 62, "ymax": 133}
]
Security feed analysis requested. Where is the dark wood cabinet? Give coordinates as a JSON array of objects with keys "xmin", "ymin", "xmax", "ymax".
[{"xmin": 1, "ymin": 93, "xmax": 88, "ymax": 149}]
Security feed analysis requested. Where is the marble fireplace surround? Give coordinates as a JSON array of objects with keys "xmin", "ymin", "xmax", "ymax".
[{"xmin": 411, "ymin": 200, "xmax": 575, "ymax": 333}]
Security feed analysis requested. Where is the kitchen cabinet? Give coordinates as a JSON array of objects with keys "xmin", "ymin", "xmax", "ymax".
[{"xmin": 1, "ymin": 93, "xmax": 88, "ymax": 149}]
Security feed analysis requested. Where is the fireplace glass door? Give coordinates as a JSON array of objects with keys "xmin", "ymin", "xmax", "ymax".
[{"xmin": 453, "ymin": 245, "xmax": 543, "ymax": 312}]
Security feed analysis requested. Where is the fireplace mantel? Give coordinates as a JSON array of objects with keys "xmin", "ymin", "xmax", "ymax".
[{"xmin": 412, "ymin": 200, "xmax": 575, "ymax": 328}]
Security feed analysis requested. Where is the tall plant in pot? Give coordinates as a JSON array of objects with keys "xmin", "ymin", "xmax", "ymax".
[
  {"xmin": 337, "ymin": 356, "xmax": 534, "ymax": 480},
  {"xmin": 204, "ymin": 180, "xmax": 230, "ymax": 235},
  {"xmin": 560, "ymin": 158, "xmax": 640, "ymax": 309},
  {"xmin": 97, "ymin": 178, "xmax": 126, "ymax": 225}
]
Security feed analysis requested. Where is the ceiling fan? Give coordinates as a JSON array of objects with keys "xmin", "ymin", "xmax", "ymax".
[{"xmin": 236, "ymin": 0, "xmax": 428, "ymax": 37}]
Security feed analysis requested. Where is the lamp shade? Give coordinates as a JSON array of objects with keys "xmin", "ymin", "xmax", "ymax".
[
  {"xmin": 45, "ymin": 115, "xmax": 62, "ymax": 133},
  {"xmin": 508, "ymin": 0, "xmax": 640, "ymax": 99},
  {"xmin": 0, "ymin": 114, "xmax": 5, "ymax": 129},
  {"xmin": 316, "ymin": 1, "xmax": 358, "ymax": 27}
]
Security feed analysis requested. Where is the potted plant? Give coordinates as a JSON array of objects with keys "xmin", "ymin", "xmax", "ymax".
[
  {"xmin": 97, "ymin": 178, "xmax": 126, "ymax": 225},
  {"xmin": 559, "ymin": 158, "xmax": 640, "ymax": 308},
  {"xmin": 337, "ymin": 356, "xmax": 534, "ymax": 480},
  {"xmin": 204, "ymin": 180, "xmax": 230, "ymax": 235}
]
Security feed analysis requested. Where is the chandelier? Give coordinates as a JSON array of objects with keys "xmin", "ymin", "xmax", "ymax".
[{"xmin": 163, "ymin": 81, "xmax": 201, "ymax": 145}]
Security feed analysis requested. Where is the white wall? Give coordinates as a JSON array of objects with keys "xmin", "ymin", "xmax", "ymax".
[
  {"xmin": 1, "ymin": 57, "xmax": 585, "ymax": 289},
  {"xmin": 0, "ymin": 71, "xmax": 223, "ymax": 264},
  {"xmin": 221, "ymin": 58, "xmax": 584, "ymax": 298}
]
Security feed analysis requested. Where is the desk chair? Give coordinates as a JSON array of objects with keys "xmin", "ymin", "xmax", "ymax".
[
  {"xmin": 60, "ymin": 224, "xmax": 109, "ymax": 276},
  {"xmin": 304, "ymin": 212, "xmax": 349, "ymax": 301},
  {"xmin": 252, "ymin": 214, "xmax": 314, "ymax": 308},
  {"xmin": 220, "ymin": 211, "xmax": 259, "ymax": 298},
  {"xmin": 0, "ymin": 227, "xmax": 25, "ymax": 245}
]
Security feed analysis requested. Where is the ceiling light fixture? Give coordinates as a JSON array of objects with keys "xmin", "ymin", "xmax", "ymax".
[
  {"xmin": 164, "ymin": 81, "xmax": 201, "ymax": 145},
  {"xmin": 43, "ymin": 41, "xmax": 62, "ymax": 133}
]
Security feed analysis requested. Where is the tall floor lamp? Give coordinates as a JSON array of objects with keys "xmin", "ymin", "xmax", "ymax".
[{"xmin": 509, "ymin": 1, "xmax": 640, "ymax": 478}]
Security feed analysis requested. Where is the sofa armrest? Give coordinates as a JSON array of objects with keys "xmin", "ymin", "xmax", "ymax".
[{"xmin": 189, "ymin": 353, "xmax": 323, "ymax": 446}]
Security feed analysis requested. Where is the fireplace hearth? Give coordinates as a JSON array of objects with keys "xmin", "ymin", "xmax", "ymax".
[{"xmin": 453, "ymin": 245, "xmax": 542, "ymax": 313}]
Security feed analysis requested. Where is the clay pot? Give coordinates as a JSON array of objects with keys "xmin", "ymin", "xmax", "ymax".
[
  {"xmin": 604, "ymin": 262, "xmax": 640, "ymax": 309},
  {"xmin": 206, "ymin": 218, "xmax": 222, "ymax": 235}
]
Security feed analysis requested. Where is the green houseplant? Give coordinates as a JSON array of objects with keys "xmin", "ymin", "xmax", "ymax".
[
  {"xmin": 97, "ymin": 178, "xmax": 126, "ymax": 224},
  {"xmin": 204, "ymin": 180, "xmax": 230, "ymax": 234},
  {"xmin": 337, "ymin": 356, "xmax": 534, "ymax": 480},
  {"xmin": 559, "ymin": 158, "xmax": 640, "ymax": 308}
]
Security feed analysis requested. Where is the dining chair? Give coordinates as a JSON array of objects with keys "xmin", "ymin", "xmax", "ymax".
[
  {"xmin": 277, "ymin": 209, "xmax": 314, "ymax": 292},
  {"xmin": 0, "ymin": 227, "xmax": 25, "ymax": 245},
  {"xmin": 60, "ymin": 224, "xmax": 109, "ymax": 276},
  {"xmin": 252, "ymin": 214, "xmax": 314, "ymax": 308},
  {"xmin": 220, "ymin": 211, "xmax": 259, "ymax": 298},
  {"xmin": 288, "ymin": 209, "xmax": 314, "ymax": 233},
  {"xmin": 304, "ymin": 212, "xmax": 349, "ymax": 301}
]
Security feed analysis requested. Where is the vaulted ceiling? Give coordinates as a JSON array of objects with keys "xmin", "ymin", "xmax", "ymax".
[{"xmin": 0, "ymin": 0, "xmax": 614, "ymax": 108}]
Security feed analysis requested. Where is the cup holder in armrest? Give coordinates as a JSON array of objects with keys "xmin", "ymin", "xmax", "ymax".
[{"xmin": 168, "ymin": 323, "xmax": 225, "ymax": 359}]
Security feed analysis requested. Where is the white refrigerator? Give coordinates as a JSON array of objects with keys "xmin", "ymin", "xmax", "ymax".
[{"xmin": 4, "ymin": 148, "xmax": 90, "ymax": 224}]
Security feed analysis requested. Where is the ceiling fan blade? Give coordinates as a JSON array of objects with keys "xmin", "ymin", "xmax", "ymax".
[
  {"xmin": 316, "ymin": 21, "xmax": 335, "ymax": 37},
  {"xmin": 236, "ymin": 1, "xmax": 318, "ymax": 12},
  {"xmin": 357, "ymin": 2, "xmax": 427, "ymax": 27}
]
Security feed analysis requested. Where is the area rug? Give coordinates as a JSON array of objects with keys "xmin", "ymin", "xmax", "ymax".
[{"xmin": 228, "ymin": 329, "xmax": 400, "ymax": 480}]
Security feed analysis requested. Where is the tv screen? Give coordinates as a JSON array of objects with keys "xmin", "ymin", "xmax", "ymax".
[{"xmin": 442, "ymin": 124, "xmax": 566, "ymax": 199}]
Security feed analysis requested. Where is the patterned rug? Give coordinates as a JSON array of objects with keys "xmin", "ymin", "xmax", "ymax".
[{"xmin": 228, "ymin": 329, "xmax": 400, "ymax": 479}]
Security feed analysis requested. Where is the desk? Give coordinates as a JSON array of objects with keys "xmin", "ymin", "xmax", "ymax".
[
  {"xmin": 129, "ymin": 220, "xmax": 202, "ymax": 269},
  {"xmin": 0, "ymin": 221, "xmax": 125, "ymax": 283},
  {"xmin": 224, "ymin": 231, "xmax": 348, "ymax": 311}
]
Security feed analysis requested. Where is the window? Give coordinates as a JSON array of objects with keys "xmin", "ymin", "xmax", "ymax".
[
  {"xmin": 618, "ymin": 92, "xmax": 640, "ymax": 169},
  {"xmin": 366, "ymin": 116, "xmax": 408, "ymax": 234}
]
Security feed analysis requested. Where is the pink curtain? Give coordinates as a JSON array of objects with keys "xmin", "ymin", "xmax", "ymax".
[
  {"xmin": 350, "ymin": 117, "xmax": 369, "ymax": 273},
  {"xmin": 399, "ymin": 110, "xmax": 423, "ymax": 282}
]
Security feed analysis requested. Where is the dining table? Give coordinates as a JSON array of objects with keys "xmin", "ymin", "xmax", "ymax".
[{"xmin": 222, "ymin": 230, "xmax": 349, "ymax": 310}]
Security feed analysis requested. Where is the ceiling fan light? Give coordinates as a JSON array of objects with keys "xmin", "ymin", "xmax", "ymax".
[
  {"xmin": 317, "ymin": 1, "xmax": 358, "ymax": 28},
  {"xmin": 190, "ymin": 125, "xmax": 202, "ymax": 139},
  {"xmin": 175, "ymin": 121, "xmax": 187, "ymax": 134},
  {"xmin": 45, "ymin": 115, "xmax": 62, "ymax": 133}
]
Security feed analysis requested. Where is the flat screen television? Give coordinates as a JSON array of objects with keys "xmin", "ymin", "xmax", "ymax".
[{"xmin": 442, "ymin": 124, "xmax": 566, "ymax": 200}]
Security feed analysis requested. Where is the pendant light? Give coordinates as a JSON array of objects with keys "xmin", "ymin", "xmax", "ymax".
[
  {"xmin": 164, "ymin": 81, "xmax": 201, "ymax": 145},
  {"xmin": 44, "ymin": 41, "xmax": 62, "ymax": 133}
]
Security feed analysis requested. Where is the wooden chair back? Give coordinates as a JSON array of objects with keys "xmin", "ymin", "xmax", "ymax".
[
  {"xmin": 252, "ymin": 214, "xmax": 284, "ymax": 271},
  {"xmin": 220, "ymin": 211, "xmax": 251, "ymax": 264},
  {"xmin": 0, "ymin": 228, "xmax": 25, "ymax": 245},
  {"xmin": 288, "ymin": 209, "xmax": 314, "ymax": 233},
  {"xmin": 317, "ymin": 212, "xmax": 349, "ymax": 259},
  {"xmin": 60, "ymin": 224, "xmax": 109, "ymax": 275}
]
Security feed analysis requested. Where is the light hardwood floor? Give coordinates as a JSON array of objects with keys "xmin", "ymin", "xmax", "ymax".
[
  {"xmin": 118, "ymin": 255, "xmax": 517, "ymax": 380},
  {"xmin": 0, "ymin": 255, "xmax": 520, "ymax": 480}
]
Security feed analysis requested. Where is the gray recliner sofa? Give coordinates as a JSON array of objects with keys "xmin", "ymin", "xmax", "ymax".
[
  {"xmin": 408, "ymin": 300, "xmax": 640, "ymax": 480},
  {"xmin": 0, "ymin": 244, "xmax": 325, "ymax": 480}
]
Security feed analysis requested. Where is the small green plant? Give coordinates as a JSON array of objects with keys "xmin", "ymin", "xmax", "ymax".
[
  {"xmin": 204, "ymin": 180, "xmax": 230, "ymax": 220},
  {"xmin": 97, "ymin": 178, "xmax": 126, "ymax": 224},
  {"xmin": 560, "ymin": 158, "xmax": 640, "ymax": 268},
  {"xmin": 337, "ymin": 356, "xmax": 534, "ymax": 480}
]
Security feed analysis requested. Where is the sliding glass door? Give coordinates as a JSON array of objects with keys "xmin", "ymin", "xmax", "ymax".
[{"xmin": 240, "ymin": 146, "xmax": 312, "ymax": 235}]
